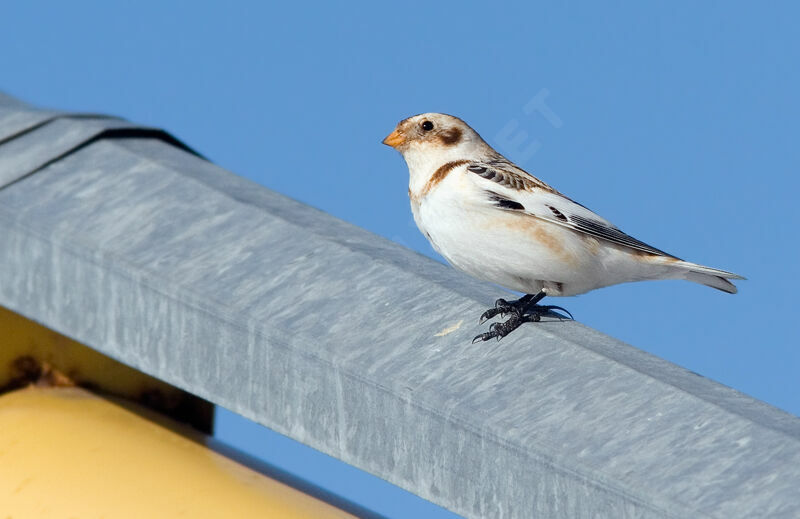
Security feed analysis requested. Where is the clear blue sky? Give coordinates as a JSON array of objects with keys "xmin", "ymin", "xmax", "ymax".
[{"xmin": 3, "ymin": 2, "xmax": 798, "ymax": 517}]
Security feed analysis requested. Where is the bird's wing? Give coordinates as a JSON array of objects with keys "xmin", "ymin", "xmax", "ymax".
[{"xmin": 466, "ymin": 161, "xmax": 678, "ymax": 258}]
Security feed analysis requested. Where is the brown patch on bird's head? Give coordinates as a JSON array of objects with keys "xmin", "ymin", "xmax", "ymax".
[
  {"xmin": 382, "ymin": 113, "xmax": 478, "ymax": 153},
  {"xmin": 437, "ymin": 127, "xmax": 462, "ymax": 146}
]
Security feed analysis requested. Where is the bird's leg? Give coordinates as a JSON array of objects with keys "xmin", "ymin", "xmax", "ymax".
[{"xmin": 473, "ymin": 291, "xmax": 573, "ymax": 343}]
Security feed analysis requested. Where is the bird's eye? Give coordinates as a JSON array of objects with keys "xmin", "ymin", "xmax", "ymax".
[{"xmin": 421, "ymin": 121, "xmax": 434, "ymax": 131}]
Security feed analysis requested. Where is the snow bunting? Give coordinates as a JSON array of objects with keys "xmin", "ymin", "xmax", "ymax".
[{"xmin": 383, "ymin": 113, "xmax": 744, "ymax": 342}]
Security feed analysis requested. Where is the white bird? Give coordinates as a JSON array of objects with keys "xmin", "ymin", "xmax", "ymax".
[{"xmin": 383, "ymin": 113, "xmax": 744, "ymax": 342}]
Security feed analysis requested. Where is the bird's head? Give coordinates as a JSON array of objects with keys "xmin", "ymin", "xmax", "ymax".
[{"xmin": 383, "ymin": 113, "xmax": 488, "ymax": 166}]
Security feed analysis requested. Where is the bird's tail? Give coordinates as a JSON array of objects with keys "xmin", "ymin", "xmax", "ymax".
[{"xmin": 673, "ymin": 261, "xmax": 745, "ymax": 294}]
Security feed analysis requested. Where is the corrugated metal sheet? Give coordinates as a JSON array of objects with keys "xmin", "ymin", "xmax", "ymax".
[{"xmin": 1, "ymin": 92, "xmax": 799, "ymax": 519}]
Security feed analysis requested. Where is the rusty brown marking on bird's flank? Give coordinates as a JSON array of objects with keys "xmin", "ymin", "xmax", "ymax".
[
  {"xmin": 493, "ymin": 213, "xmax": 577, "ymax": 266},
  {"xmin": 579, "ymin": 234, "xmax": 601, "ymax": 256},
  {"xmin": 438, "ymin": 127, "xmax": 462, "ymax": 146},
  {"xmin": 420, "ymin": 159, "xmax": 470, "ymax": 198},
  {"xmin": 527, "ymin": 221, "xmax": 576, "ymax": 266}
]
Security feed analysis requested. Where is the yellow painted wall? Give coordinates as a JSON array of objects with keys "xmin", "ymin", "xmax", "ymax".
[{"xmin": 0, "ymin": 386, "xmax": 355, "ymax": 518}]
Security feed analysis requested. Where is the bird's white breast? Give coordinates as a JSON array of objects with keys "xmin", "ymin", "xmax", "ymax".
[
  {"xmin": 410, "ymin": 167, "xmax": 669, "ymax": 296},
  {"xmin": 412, "ymin": 168, "xmax": 570, "ymax": 294}
]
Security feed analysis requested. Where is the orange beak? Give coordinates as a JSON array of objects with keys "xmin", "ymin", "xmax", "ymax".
[{"xmin": 382, "ymin": 128, "xmax": 406, "ymax": 149}]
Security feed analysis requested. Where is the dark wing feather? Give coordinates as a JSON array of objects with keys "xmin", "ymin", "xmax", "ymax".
[
  {"xmin": 467, "ymin": 161, "xmax": 555, "ymax": 192},
  {"xmin": 486, "ymin": 191, "xmax": 525, "ymax": 211},
  {"xmin": 567, "ymin": 215, "xmax": 677, "ymax": 258},
  {"xmin": 469, "ymin": 161, "xmax": 679, "ymax": 259}
]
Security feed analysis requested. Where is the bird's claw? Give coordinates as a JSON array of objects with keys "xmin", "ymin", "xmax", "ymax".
[
  {"xmin": 473, "ymin": 315, "xmax": 523, "ymax": 342},
  {"xmin": 478, "ymin": 298, "xmax": 521, "ymax": 324},
  {"xmin": 472, "ymin": 332, "xmax": 494, "ymax": 343},
  {"xmin": 536, "ymin": 305, "xmax": 574, "ymax": 321},
  {"xmin": 473, "ymin": 302, "xmax": 575, "ymax": 343}
]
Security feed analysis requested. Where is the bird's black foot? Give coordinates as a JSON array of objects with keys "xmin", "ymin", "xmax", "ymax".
[
  {"xmin": 473, "ymin": 294, "xmax": 574, "ymax": 343},
  {"xmin": 473, "ymin": 312, "xmax": 533, "ymax": 343},
  {"xmin": 478, "ymin": 297, "xmax": 528, "ymax": 324}
]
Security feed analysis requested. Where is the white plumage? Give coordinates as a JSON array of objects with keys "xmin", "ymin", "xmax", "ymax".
[{"xmin": 384, "ymin": 113, "xmax": 743, "ymax": 340}]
